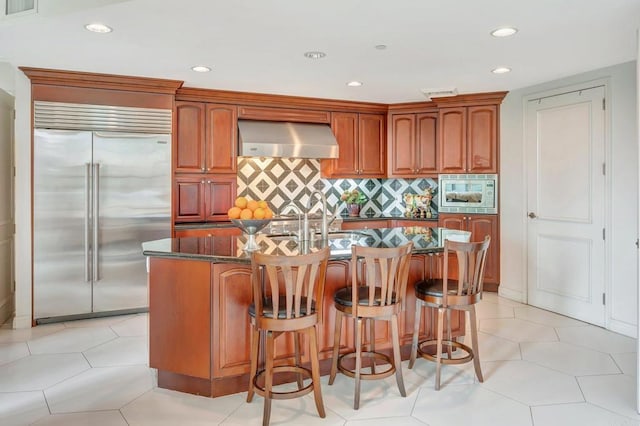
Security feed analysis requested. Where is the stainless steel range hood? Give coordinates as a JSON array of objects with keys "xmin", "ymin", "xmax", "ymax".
[{"xmin": 238, "ymin": 120, "xmax": 339, "ymax": 159}]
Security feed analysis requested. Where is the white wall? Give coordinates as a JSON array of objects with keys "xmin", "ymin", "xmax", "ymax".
[
  {"xmin": 0, "ymin": 88, "xmax": 14, "ymax": 325},
  {"xmin": 7, "ymin": 68, "xmax": 31, "ymax": 328},
  {"xmin": 501, "ymin": 61, "xmax": 638, "ymax": 337}
]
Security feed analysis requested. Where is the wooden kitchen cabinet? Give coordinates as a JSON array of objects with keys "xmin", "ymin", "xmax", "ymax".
[
  {"xmin": 438, "ymin": 213, "xmax": 500, "ymax": 284},
  {"xmin": 322, "ymin": 112, "xmax": 386, "ymax": 178},
  {"xmin": 175, "ymin": 101, "xmax": 237, "ymax": 174},
  {"xmin": 439, "ymin": 105, "xmax": 497, "ymax": 174},
  {"xmin": 388, "ymin": 112, "xmax": 438, "ymax": 177},
  {"xmin": 174, "ymin": 175, "xmax": 236, "ymax": 223}
]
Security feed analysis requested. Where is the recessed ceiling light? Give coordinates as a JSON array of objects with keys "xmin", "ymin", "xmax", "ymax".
[
  {"xmin": 374, "ymin": 44, "xmax": 387, "ymax": 50},
  {"xmin": 491, "ymin": 27, "xmax": 518, "ymax": 37},
  {"xmin": 492, "ymin": 67, "xmax": 512, "ymax": 74},
  {"xmin": 191, "ymin": 66, "xmax": 211, "ymax": 73},
  {"xmin": 304, "ymin": 51, "xmax": 326, "ymax": 59},
  {"xmin": 346, "ymin": 81, "xmax": 363, "ymax": 87},
  {"xmin": 84, "ymin": 23, "xmax": 112, "ymax": 33}
]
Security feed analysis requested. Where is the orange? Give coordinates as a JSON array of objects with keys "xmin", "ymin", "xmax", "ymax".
[
  {"xmin": 246, "ymin": 200, "xmax": 259, "ymax": 211},
  {"xmin": 240, "ymin": 208, "xmax": 253, "ymax": 220},
  {"xmin": 227, "ymin": 206, "xmax": 242, "ymax": 219},
  {"xmin": 258, "ymin": 200, "xmax": 268, "ymax": 209},
  {"xmin": 264, "ymin": 208, "xmax": 273, "ymax": 219},
  {"xmin": 253, "ymin": 207, "xmax": 265, "ymax": 219},
  {"xmin": 235, "ymin": 196, "xmax": 248, "ymax": 209}
]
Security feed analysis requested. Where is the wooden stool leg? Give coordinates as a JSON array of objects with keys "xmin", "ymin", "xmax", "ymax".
[
  {"xmin": 247, "ymin": 324, "xmax": 260, "ymax": 403},
  {"xmin": 354, "ymin": 316, "xmax": 363, "ymax": 409},
  {"xmin": 263, "ymin": 330, "xmax": 275, "ymax": 426},
  {"xmin": 391, "ymin": 314, "xmax": 406, "ymax": 397},
  {"xmin": 329, "ymin": 309, "xmax": 343, "ymax": 385},
  {"xmin": 369, "ymin": 318, "xmax": 376, "ymax": 374},
  {"xmin": 469, "ymin": 306, "xmax": 484, "ymax": 383},
  {"xmin": 409, "ymin": 299, "xmax": 421, "ymax": 369},
  {"xmin": 445, "ymin": 308, "xmax": 453, "ymax": 360},
  {"xmin": 435, "ymin": 307, "xmax": 445, "ymax": 391},
  {"xmin": 294, "ymin": 332, "xmax": 303, "ymax": 389},
  {"xmin": 308, "ymin": 325, "xmax": 326, "ymax": 418}
]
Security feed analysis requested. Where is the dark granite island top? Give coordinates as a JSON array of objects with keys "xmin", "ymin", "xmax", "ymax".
[
  {"xmin": 143, "ymin": 226, "xmax": 470, "ymax": 398},
  {"xmin": 143, "ymin": 226, "xmax": 471, "ymax": 263}
]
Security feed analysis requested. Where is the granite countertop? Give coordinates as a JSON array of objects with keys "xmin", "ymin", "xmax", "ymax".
[
  {"xmin": 143, "ymin": 226, "xmax": 470, "ymax": 264},
  {"xmin": 175, "ymin": 215, "xmax": 438, "ymax": 231}
]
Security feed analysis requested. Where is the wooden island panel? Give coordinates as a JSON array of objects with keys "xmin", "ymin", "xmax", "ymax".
[{"xmin": 149, "ymin": 254, "xmax": 465, "ymax": 398}]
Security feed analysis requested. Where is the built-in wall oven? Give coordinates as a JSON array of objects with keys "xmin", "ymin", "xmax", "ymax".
[{"xmin": 438, "ymin": 174, "xmax": 498, "ymax": 214}]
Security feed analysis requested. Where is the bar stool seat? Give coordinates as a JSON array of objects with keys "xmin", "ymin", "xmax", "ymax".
[{"xmin": 246, "ymin": 246, "xmax": 330, "ymax": 426}]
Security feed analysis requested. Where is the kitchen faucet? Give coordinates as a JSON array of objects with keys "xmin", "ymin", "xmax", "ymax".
[{"xmin": 306, "ymin": 190, "xmax": 328, "ymax": 241}]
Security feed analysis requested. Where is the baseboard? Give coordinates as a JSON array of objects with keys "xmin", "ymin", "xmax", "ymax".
[
  {"xmin": 12, "ymin": 313, "xmax": 31, "ymax": 329},
  {"xmin": 0, "ymin": 295, "xmax": 13, "ymax": 326},
  {"xmin": 498, "ymin": 286, "xmax": 525, "ymax": 303},
  {"xmin": 608, "ymin": 319, "xmax": 637, "ymax": 338}
]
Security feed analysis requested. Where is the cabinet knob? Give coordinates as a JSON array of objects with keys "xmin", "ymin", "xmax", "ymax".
[
  {"xmin": 200, "ymin": 180, "xmax": 205, "ymax": 184},
  {"xmin": 528, "ymin": 212, "xmax": 537, "ymax": 219},
  {"xmin": 201, "ymin": 167, "xmax": 206, "ymax": 172}
]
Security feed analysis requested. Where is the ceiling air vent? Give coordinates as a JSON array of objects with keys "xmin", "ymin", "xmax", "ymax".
[
  {"xmin": 421, "ymin": 88, "xmax": 458, "ymax": 101},
  {"xmin": 5, "ymin": 0, "xmax": 37, "ymax": 16}
]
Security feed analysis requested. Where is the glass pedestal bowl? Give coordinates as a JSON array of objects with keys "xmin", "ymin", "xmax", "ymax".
[{"xmin": 231, "ymin": 219, "xmax": 272, "ymax": 251}]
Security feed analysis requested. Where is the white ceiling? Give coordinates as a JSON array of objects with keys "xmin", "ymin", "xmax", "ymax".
[{"xmin": 0, "ymin": 0, "xmax": 638, "ymax": 103}]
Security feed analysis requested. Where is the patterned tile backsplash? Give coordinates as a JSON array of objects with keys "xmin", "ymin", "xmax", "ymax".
[{"xmin": 237, "ymin": 158, "xmax": 438, "ymax": 217}]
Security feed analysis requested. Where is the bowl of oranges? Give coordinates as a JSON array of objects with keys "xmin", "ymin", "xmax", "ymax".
[{"xmin": 228, "ymin": 197, "xmax": 274, "ymax": 250}]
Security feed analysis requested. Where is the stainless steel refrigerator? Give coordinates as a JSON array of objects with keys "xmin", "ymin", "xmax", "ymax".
[{"xmin": 33, "ymin": 127, "xmax": 171, "ymax": 323}]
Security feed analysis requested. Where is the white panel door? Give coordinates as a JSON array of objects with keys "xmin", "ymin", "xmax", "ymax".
[
  {"xmin": 0, "ymin": 90, "xmax": 13, "ymax": 324},
  {"xmin": 526, "ymin": 86, "xmax": 606, "ymax": 326}
]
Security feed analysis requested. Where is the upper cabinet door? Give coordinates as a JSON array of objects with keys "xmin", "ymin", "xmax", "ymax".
[
  {"xmin": 388, "ymin": 114, "xmax": 416, "ymax": 177},
  {"xmin": 438, "ymin": 107, "xmax": 467, "ymax": 173},
  {"xmin": 415, "ymin": 112, "xmax": 438, "ymax": 175},
  {"xmin": 467, "ymin": 105, "xmax": 497, "ymax": 173},
  {"xmin": 358, "ymin": 113, "xmax": 386, "ymax": 177},
  {"xmin": 205, "ymin": 104, "xmax": 237, "ymax": 174},
  {"xmin": 175, "ymin": 102, "xmax": 205, "ymax": 173},
  {"xmin": 328, "ymin": 112, "xmax": 359, "ymax": 176}
]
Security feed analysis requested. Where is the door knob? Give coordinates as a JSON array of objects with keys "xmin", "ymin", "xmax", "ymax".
[{"xmin": 528, "ymin": 212, "xmax": 537, "ymax": 219}]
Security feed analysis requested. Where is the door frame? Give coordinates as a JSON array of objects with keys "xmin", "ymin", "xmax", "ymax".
[{"xmin": 522, "ymin": 77, "xmax": 612, "ymax": 328}]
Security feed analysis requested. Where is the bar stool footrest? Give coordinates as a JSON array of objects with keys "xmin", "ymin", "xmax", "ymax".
[
  {"xmin": 337, "ymin": 350, "xmax": 396, "ymax": 380},
  {"xmin": 416, "ymin": 339, "xmax": 474, "ymax": 365},
  {"xmin": 252, "ymin": 365, "xmax": 314, "ymax": 400}
]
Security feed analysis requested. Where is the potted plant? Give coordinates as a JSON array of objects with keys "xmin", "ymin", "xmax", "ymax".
[{"xmin": 340, "ymin": 189, "xmax": 367, "ymax": 217}]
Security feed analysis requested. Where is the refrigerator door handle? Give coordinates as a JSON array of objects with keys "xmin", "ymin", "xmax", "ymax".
[
  {"xmin": 84, "ymin": 163, "xmax": 91, "ymax": 282},
  {"xmin": 93, "ymin": 163, "xmax": 100, "ymax": 282}
]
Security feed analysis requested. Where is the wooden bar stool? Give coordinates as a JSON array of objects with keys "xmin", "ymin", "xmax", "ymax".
[
  {"xmin": 246, "ymin": 246, "xmax": 330, "ymax": 426},
  {"xmin": 328, "ymin": 242, "xmax": 413, "ymax": 409},
  {"xmin": 409, "ymin": 236, "xmax": 491, "ymax": 390}
]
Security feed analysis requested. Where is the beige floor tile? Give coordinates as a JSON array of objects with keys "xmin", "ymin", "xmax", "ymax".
[
  {"xmin": 480, "ymin": 318, "xmax": 558, "ymax": 343},
  {"xmin": 521, "ymin": 341, "xmax": 621, "ymax": 376},
  {"xmin": 32, "ymin": 410, "xmax": 129, "ymax": 425},
  {"xmin": 0, "ymin": 342, "xmax": 30, "ymax": 366},
  {"xmin": 0, "ymin": 353, "xmax": 89, "ymax": 392},
  {"xmin": 412, "ymin": 384, "xmax": 532, "ymax": 426},
  {"xmin": 557, "ymin": 325, "xmax": 637, "ymax": 354},
  {"xmin": 83, "ymin": 336, "xmax": 148, "ymax": 367},
  {"xmin": 0, "ymin": 391, "xmax": 50, "ymax": 426},
  {"xmin": 578, "ymin": 374, "xmax": 640, "ymax": 420},
  {"xmin": 531, "ymin": 402, "xmax": 639, "ymax": 426},
  {"xmin": 28, "ymin": 327, "xmax": 117, "ymax": 354}
]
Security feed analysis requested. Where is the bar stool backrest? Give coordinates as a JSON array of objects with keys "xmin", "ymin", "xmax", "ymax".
[
  {"xmin": 443, "ymin": 235, "xmax": 491, "ymax": 306},
  {"xmin": 350, "ymin": 243, "xmax": 413, "ymax": 317},
  {"xmin": 251, "ymin": 247, "xmax": 330, "ymax": 328}
]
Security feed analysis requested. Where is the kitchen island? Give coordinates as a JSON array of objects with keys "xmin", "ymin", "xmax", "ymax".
[{"xmin": 143, "ymin": 226, "xmax": 470, "ymax": 397}]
